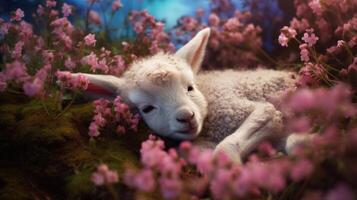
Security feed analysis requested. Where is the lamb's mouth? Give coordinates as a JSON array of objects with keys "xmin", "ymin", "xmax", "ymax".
[{"xmin": 170, "ymin": 126, "xmax": 199, "ymax": 140}]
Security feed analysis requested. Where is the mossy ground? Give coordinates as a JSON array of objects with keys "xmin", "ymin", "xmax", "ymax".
[{"xmin": 0, "ymin": 92, "xmax": 149, "ymax": 199}]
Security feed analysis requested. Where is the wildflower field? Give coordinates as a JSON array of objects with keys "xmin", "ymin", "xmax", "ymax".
[{"xmin": 0, "ymin": 0, "xmax": 356, "ymax": 199}]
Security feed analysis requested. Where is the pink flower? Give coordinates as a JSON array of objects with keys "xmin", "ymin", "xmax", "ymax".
[
  {"xmin": 309, "ymin": 0, "xmax": 323, "ymax": 16},
  {"xmin": 91, "ymin": 164, "xmax": 118, "ymax": 186},
  {"xmin": 281, "ymin": 26, "xmax": 297, "ymax": 38},
  {"xmin": 290, "ymin": 159, "xmax": 313, "ymax": 181},
  {"xmin": 278, "ymin": 33, "xmax": 289, "ymax": 47},
  {"xmin": 224, "ymin": 18, "xmax": 241, "ymax": 31},
  {"xmin": 4, "ymin": 61, "xmax": 29, "ymax": 83},
  {"xmin": 89, "ymin": 122, "xmax": 100, "ymax": 137},
  {"xmin": 46, "ymin": 0, "xmax": 57, "ymax": 8},
  {"xmin": 75, "ymin": 74, "xmax": 89, "ymax": 90},
  {"xmin": 23, "ymin": 78, "xmax": 44, "ymax": 97},
  {"xmin": 337, "ymin": 40, "xmax": 345, "ymax": 48},
  {"xmin": 290, "ymin": 18, "xmax": 310, "ymax": 32},
  {"xmin": 196, "ymin": 150, "xmax": 214, "ymax": 174},
  {"xmin": 208, "ymin": 13, "xmax": 220, "ymax": 26},
  {"xmin": 84, "ymin": 33, "xmax": 96, "ymax": 46},
  {"xmin": 112, "ymin": 0, "xmax": 123, "ymax": 11},
  {"xmin": 81, "ymin": 52, "xmax": 99, "ymax": 71},
  {"xmin": 89, "ymin": 10, "xmax": 101, "ymax": 25},
  {"xmin": 302, "ymin": 30, "xmax": 319, "ymax": 46},
  {"xmin": 12, "ymin": 41, "xmax": 24, "ymax": 59},
  {"xmin": 37, "ymin": 5, "xmax": 45, "ymax": 16},
  {"xmin": 210, "ymin": 169, "xmax": 233, "ymax": 199},
  {"xmin": 64, "ymin": 57, "xmax": 76, "ymax": 70},
  {"xmin": 325, "ymin": 183, "xmax": 354, "ymax": 200},
  {"xmin": 159, "ymin": 177, "xmax": 182, "ymax": 199},
  {"xmin": 11, "ymin": 8, "xmax": 24, "ymax": 22},
  {"xmin": 134, "ymin": 169, "xmax": 156, "ymax": 192},
  {"xmin": 62, "ymin": 3, "xmax": 72, "ymax": 17},
  {"xmin": 299, "ymin": 44, "xmax": 310, "ymax": 62}
]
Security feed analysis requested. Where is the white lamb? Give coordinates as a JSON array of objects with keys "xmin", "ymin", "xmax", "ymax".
[{"xmin": 73, "ymin": 28, "xmax": 307, "ymax": 163}]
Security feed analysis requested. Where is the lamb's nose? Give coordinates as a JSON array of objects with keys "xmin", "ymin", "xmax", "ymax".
[{"xmin": 176, "ymin": 108, "xmax": 194, "ymax": 123}]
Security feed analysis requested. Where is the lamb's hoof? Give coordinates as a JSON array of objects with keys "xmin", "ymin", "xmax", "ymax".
[
  {"xmin": 213, "ymin": 141, "xmax": 242, "ymax": 164},
  {"xmin": 285, "ymin": 133, "xmax": 315, "ymax": 155}
]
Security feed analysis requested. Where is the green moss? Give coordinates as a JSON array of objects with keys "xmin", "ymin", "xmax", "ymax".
[
  {"xmin": 0, "ymin": 94, "xmax": 151, "ymax": 199},
  {"xmin": 65, "ymin": 168, "xmax": 95, "ymax": 199},
  {"xmin": 0, "ymin": 104, "xmax": 17, "ymax": 129}
]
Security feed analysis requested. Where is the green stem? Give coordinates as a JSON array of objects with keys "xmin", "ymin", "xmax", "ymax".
[
  {"xmin": 54, "ymin": 93, "xmax": 77, "ymax": 119},
  {"xmin": 257, "ymin": 47, "xmax": 278, "ymax": 67}
]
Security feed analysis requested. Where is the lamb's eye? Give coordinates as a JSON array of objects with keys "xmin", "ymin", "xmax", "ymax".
[
  {"xmin": 187, "ymin": 85, "xmax": 194, "ymax": 92},
  {"xmin": 142, "ymin": 105, "xmax": 155, "ymax": 113}
]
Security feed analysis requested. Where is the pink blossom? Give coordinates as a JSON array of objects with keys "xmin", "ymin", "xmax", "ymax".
[
  {"xmin": 12, "ymin": 41, "xmax": 24, "ymax": 59},
  {"xmin": 112, "ymin": 0, "xmax": 123, "ymax": 11},
  {"xmin": 84, "ymin": 33, "xmax": 96, "ymax": 46},
  {"xmin": 62, "ymin": 3, "xmax": 72, "ymax": 17},
  {"xmin": 281, "ymin": 26, "xmax": 297, "ymax": 38},
  {"xmin": 159, "ymin": 177, "xmax": 182, "ymax": 199},
  {"xmin": 4, "ymin": 61, "xmax": 29, "ymax": 83},
  {"xmin": 42, "ymin": 50, "xmax": 54, "ymax": 64},
  {"xmin": 37, "ymin": 5, "xmax": 45, "ymax": 16},
  {"xmin": 89, "ymin": 122, "xmax": 100, "ymax": 137},
  {"xmin": 89, "ymin": 10, "xmax": 101, "ymax": 25},
  {"xmin": 81, "ymin": 52, "xmax": 99, "ymax": 71},
  {"xmin": 56, "ymin": 71, "xmax": 89, "ymax": 90},
  {"xmin": 337, "ymin": 40, "xmax": 345, "ymax": 48},
  {"xmin": 302, "ymin": 30, "xmax": 319, "ymax": 46},
  {"xmin": 134, "ymin": 169, "xmax": 156, "ymax": 192},
  {"xmin": 278, "ymin": 33, "xmax": 289, "ymax": 47},
  {"xmin": 46, "ymin": 0, "xmax": 57, "ymax": 8},
  {"xmin": 23, "ymin": 78, "xmax": 44, "ymax": 97},
  {"xmin": 11, "ymin": 8, "xmax": 24, "ymax": 22},
  {"xmin": 309, "ymin": 0, "xmax": 323, "ymax": 16},
  {"xmin": 208, "ymin": 13, "xmax": 220, "ymax": 26},
  {"xmin": 195, "ymin": 150, "xmax": 214, "ymax": 174},
  {"xmin": 0, "ymin": 22, "xmax": 10, "ymax": 36},
  {"xmin": 299, "ymin": 44, "xmax": 310, "ymax": 62},
  {"xmin": 91, "ymin": 164, "xmax": 118, "ymax": 186},
  {"xmin": 210, "ymin": 169, "xmax": 233, "ymax": 199},
  {"xmin": 290, "ymin": 18, "xmax": 310, "ymax": 32},
  {"xmin": 290, "ymin": 159, "xmax": 313, "ymax": 181},
  {"xmin": 64, "ymin": 57, "xmax": 76, "ymax": 70},
  {"xmin": 224, "ymin": 18, "xmax": 241, "ymax": 31},
  {"xmin": 325, "ymin": 183, "xmax": 354, "ymax": 200}
]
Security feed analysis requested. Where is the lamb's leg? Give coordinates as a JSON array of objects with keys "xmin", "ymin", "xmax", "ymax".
[
  {"xmin": 285, "ymin": 133, "xmax": 316, "ymax": 155},
  {"xmin": 213, "ymin": 103, "xmax": 283, "ymax": 163}
]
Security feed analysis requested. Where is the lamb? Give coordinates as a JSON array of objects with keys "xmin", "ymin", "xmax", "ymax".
[{"xmin": 73, "ymin": 28, "xmax": 307, "ymax": 163}]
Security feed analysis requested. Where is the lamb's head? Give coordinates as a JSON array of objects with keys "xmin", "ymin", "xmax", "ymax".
[{"xmin": 75, "ymin": 28, "xmax": 210, "ymax": 140}]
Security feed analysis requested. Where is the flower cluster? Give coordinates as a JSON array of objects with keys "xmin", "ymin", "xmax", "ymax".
[
  {"xmin": 0, "ymin": 1, "xmax": 129, "ymax": 100},
  {"xmin": 172, "ymin": 1, "xmax": 263, "ymax": 69},
  {"xmin": 91, "ymin": 164, "xmax": 119, "ymax": 186},
  {"xmin": 88, "ymin": 97, "xmax": 140, "ymax": 138},
  {"xmin": 278, "ymin": 0, "xmax": 357, "ymax": 87},
  {"xmin": 128, "ymin": 10, "xmax": 175, "ymax": 55},
  {"xmin": 56, "ymin": 71, "xmax": 89, "ymax": 90}
]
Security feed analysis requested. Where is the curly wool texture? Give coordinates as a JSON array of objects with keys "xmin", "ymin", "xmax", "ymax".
[{"xmin": 197, "ymin": 69, "xmax": 297, "ymax": 143}]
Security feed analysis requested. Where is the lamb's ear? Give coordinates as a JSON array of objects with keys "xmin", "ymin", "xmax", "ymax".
[
  {"xmin": 72, "ymin": 73, "xmax": 126, "ymax": 99},
  {"xmin": 175, "ymin": 28, "xmax": 210, "ymax": 73}
]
